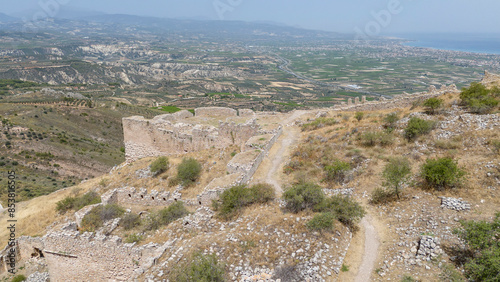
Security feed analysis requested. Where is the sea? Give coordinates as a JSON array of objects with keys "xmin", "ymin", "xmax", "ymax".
[{"xmin": 395, "ymin": 34, "xmax": 500, "ymax": 55}]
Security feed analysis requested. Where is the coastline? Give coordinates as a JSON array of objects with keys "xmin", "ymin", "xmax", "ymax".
[{"xmin": 391, "ymin": 34, "xmax": 500, "ymax": 55}]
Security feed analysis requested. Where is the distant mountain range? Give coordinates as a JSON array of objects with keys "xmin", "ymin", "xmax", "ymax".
[
  {"xmin": 0, "ymin": 13, "xmax": 18, "ymax": 23},
  {"xmin": 82, "ymin": 14, "xmax": 351, "ymax": 40},
  {"xmin": 0, "ymin": 11, "xmax": 351, "ymax": 42}
]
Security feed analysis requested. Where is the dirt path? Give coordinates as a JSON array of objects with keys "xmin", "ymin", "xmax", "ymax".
[
  {"xmin": 251, "ymin": 110, "xmax": 309, "ymax": 195},
  {"xmin": 264, "ymin": 127, "xmax": 299, "ymax": 195},
  {"xmin": 354, "ymin": 214, "xmax": 380, "ymax": 282}
]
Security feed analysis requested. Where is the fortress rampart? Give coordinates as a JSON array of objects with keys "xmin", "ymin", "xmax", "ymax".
[{"xmin": 123, "ymin": 107, "xmax": 259, "ymax": 161}]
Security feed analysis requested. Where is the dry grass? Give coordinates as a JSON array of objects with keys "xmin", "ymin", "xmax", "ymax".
[
  {"xmin": 102, "ymin": 146, "xmax": 239, "ymax": 199},
  {"xmin": 0, "ymin": 176, "xmax": 104, "ymax": 246}
]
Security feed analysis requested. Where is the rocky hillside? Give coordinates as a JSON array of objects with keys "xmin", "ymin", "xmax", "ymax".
[{"xmin": 0, "ymin": 74, "xmax": 498, "ymax": 282}]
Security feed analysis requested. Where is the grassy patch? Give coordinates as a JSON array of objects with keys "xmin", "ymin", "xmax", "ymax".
[
  {"xmin": 143, "ymin": 201, "xmax": 189, "ymax": 231},
  {"xmin": 156, "ymin": 105, "xmax": 182, "ymax": 113},
  {"xmin": 301, "ymin": 117, "xmax": 337, "ymax": 131},
  {"xmin": 80, "ymin": 204, "xmax": 125, "ymax": 232},
  {"xmin": 56, "ymin": 191, "xmax": 101, "ymax": 214},
  {"xmin": 213, "ymin": 184, "xmax": 274, "ymax": 220}
]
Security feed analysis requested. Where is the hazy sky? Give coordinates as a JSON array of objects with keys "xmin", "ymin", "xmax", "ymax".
[{"xmin": 1, "ymin": 0, "xmax": 499, "ymax": 34}]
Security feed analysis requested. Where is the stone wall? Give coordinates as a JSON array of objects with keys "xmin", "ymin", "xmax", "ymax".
[
  {"xmin": 481, "ymin": 70, "xmax": 500, "ymax": 86},
  {"xmin": 10, "ymin": 229, "xmax": 165, "ymax": 282},
  {"xmin": 123, "ymin": 107, "xmax": 260, "ymax": 162},
  {"xmin": 330, "ymin": 84, "xmax": 459, "ymax": 113},
  {"xmin": 102, "ymin": 187, "xmax": 182, "ymax": 208},
  {"xmin": 195, "ymin": 107, "xmax": 237, "ymax": 117}
]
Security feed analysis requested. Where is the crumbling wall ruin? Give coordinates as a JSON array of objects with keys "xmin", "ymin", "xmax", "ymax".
[
  {"xmin": 332, "ymin": 84, "xmax": 459, "ymax": 112},
  {"xmin": 7, "ymin": 229, "xmax": 164, "ymax": 282},
  {"xmin": 123, "ymin": 107, "xmax": 259, "ymax": 161}
]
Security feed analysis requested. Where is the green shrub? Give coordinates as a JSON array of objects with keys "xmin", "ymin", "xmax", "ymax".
[
  {"xmin": 379, "ymin": 132, "xmax": 395, "ymax": 147},
  {"xmin": 401, "ymin": 275, "xmax": 417, "ymax": 282},
  {"xmin": 250, "ymin": 183, "xmax": 275, "ymax": 204},
  {"xmin": 73, "ymin": 191, "xmax": 101, "ymax": 210},
  {"xmin": 306, "ymin": 212, "xmax": 335, "ymax": 232},
  {"xmin": 382, "ymin": 157, "xmax": 411, "ymax": 199},
  {"xmin": 490, "ymin": 139, "xmax": 500, "ymax": 154},
  {"xmin": 80, "ymin": 204, "xmax": 125, "ymax": 232},
  {"xmin": 177, "ymin": 158, "xmax": 202, "ymax": 186},
  {"xmin": 56, "ymin": 191, "xmax": 101, "ymax": 214},
  {"xmin": 283, "ymin": 160, "xmax": 303, "ymax": 174},
  {"xmin": 120, "ymin": 212, "xmax": 141, "ymax": 230},
  {"xmin": 125, "ymin": 233, "xmax": 143, "ymax": 243},
  {"xmin": 460, "ymin": 82, "xmax": 499, "ymax": 114},
  {"xmin": 438, "ymin": 262, "xmax": 466, "ymax": 282},
  {"xmin": 354, "ymin": 112, "xmax": 364, "ymax": 121},
  {"xmin": 423, "ymin": 97, "xmax": 443, "ymax": 114},
  {"xmin": 282, "ymin": 182, "xmax": 325, "ymax": 213},
  {"xmin": 143, "ymin": 201, "xmax": 189, "ymax": 231},
  {"xmin": 360, "ymin": 131, "xmax": 378, "ymax": 147},
  {"xmin": 370, "ymin": 187, "xmax": 396, "ymax": 205},
  {"xmin": 175, "ymin": 252, "xmax": 225, "ymax": 282},
  {"xmin": 150, "ymin": 156, "xmax": 169, "ymax": 176},
  {"xmin": 314, "ymin": 195, "xmax": 366, "ymax": 229},
  {"xmin": 215, "ymin": 184, "xmax": 275, "ymax": 220},
  {"xmin": 324, "ymin": 159, "xmax": 351, "ymax": 183},
  {"xmin": 214, "ymin": 185, "xmax": 252, "ymax": 220},
  {"xmin": 384, "ymin": 112, "xmax": 399, "ymax": 130},
  {"xmin": 404, "ymin": 117, "xmax": 435, "ymax": 141},
  {"xmin": 272, "ymin": 265, "xmax": 303, "ymax": 281},
  {"xmin": 454, "ymin": 212, "xmax": 500, "ymax": 282},
  {"xmin": 420, "ymin": 157, "xmax": 465, "ymax": 190},
  {"xmin": 11, "ymin": 275, "xmax": 26, "ymax": 282},
  {"xmin": 56, "ymin": 197, "xmax": 76, "ymax": 213}
]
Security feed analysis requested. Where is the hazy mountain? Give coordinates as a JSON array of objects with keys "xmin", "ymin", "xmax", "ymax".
[
  {"xmin": 82, "ymin": 14, "xmax": 351, "ymax": 40},
  {"xmin": 0, "ymin": 13, "xmax": 18, "ymax": 23}
]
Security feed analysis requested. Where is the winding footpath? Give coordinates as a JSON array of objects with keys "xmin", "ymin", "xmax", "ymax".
[{"xmin": 260, "ymin": 110, "xmax": 381, "ymax": 281}]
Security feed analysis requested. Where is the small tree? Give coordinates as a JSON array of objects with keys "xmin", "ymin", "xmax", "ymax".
[
  {"xmin": 420, "ymin": 157, "xmax": 465, "ymax": 190},
  {"xmin": 423, "ymin": 97, "xmax": 443, "ymax": 115},
  {"xmin": 150, "ymin": 156, "xmax": 169, "ymax": 176},
  {"xmin": 382, "ymin": 157, "xmax": 411, "ymax": 199}
]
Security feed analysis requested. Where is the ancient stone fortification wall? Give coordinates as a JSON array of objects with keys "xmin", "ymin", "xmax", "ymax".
[
  {"xmin": 239, "ymin": 127, "xmax": 282, "ymax": 184},
  {"xmin": 123, "ymin": 107, "xmax": 259, "ymax": 161},
  {"xmin": 481, "ymin": 70, "xmax": 500, "ymax": 86},
  {"xmin": 102, "ymin": 187, "xmax": 183, "ymax": 208},
  {"xmin": 195, "ymin": 107, "xmax": 237, "ymax": 117},
  {"xmin": 9, "ymin": 229, "xmax": 165, "ymax": 282},
  {"xmin": 197, "ymin": 126, "xmax": 283, "ymax": 205},
  {"xmin": 332, "ymin": 84, "xmax": 459, "ymax": 113}
]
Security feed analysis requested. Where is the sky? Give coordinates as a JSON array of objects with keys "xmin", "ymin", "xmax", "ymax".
[{"xmin": 1, "ymin": 0, "xmax": 499, "ymax": 34}]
